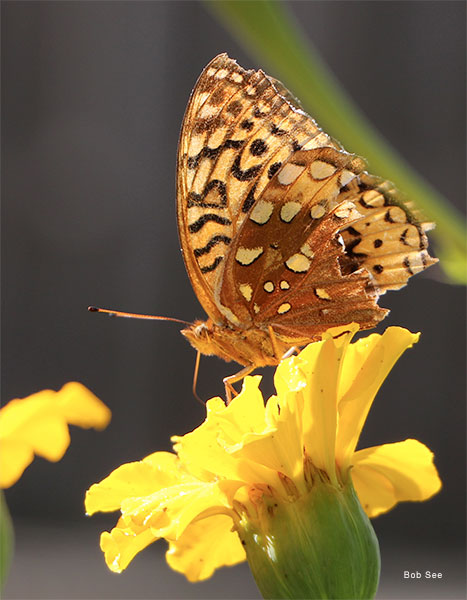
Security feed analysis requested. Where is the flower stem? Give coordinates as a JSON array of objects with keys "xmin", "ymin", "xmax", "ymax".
[{"xmin": 0, "ymin": 491, "xmax": 14, "ymax": 589}]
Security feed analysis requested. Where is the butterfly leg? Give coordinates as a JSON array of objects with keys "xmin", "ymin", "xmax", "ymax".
[
  {"xmin": 268, "ymin": 325, "xmax": 296, "ymax": 363},
  {"xmin": 223, "ymin": 365, "xmax": 255, "ymax": 405},
  {"xmin": 281, "ymin": 346, "xmax": 299, "ymax": 360}
]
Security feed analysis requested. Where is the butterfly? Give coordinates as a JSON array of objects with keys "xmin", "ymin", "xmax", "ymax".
[{"xmin": 176, "ymin": 53, "xmax": 437, "ymax": 387}]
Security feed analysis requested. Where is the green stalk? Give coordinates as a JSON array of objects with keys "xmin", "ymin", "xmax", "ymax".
[
  {"xmin": 0, "ymin": 491, "xmax": 14, "ymax": 589},
  {"xmin": 205, "ymin": 0, "xmax": 466, "ymax": 283}
]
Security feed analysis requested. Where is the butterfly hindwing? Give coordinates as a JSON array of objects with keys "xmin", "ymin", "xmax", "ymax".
[
  {"xmin": 219, "ymin": 147, "xmax": 389, "ymax": 338},
  {"xmin": 338, "ymin": 174, "xmax": 437, "ymax": 292}
]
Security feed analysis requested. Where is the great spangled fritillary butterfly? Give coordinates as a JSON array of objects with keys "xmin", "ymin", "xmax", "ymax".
[{"xmin": 176, "ymin": 54, "xmax": 437, "ymax": 379}]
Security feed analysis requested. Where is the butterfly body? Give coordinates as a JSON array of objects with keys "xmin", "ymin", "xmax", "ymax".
[
  {"xmin": 181, "ymin": 319, "xmax": 289, "ymax": 367},
  {"xmin": 176, "ymin": 54, "xmax": 436, "ymax": 368}
]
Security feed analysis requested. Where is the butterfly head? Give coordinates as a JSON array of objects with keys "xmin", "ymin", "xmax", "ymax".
[
  {"xmin": 181, "ymin": 319, "xmax": 232, "ymax": 362},
  {"xmin": 181, "ymin": 319, "xmax": 292, "ymax": 368}
]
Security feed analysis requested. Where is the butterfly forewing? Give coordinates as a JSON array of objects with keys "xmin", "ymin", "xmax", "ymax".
[{"xmin": 177, "ymin": 54, "xmax": 339, "ymax": 323}]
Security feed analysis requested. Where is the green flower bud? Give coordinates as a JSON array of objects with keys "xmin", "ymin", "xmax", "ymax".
[{"xmin": 237, "ymin": 475, "xmax": 380, "ymax": 599}]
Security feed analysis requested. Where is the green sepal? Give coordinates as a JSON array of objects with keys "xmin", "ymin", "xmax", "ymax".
[{"xmin": 238, "ymin": 476, "xmax": 380, "ymax": 599}]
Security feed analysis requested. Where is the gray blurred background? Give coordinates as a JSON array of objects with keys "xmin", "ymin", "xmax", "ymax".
[{"xmin": 2, "ymin": 1, "xmax": 465, "ymax": 598}]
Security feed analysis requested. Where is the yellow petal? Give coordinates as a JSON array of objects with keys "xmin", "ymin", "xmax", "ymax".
[
  {"xmin": 85, "ymin": 452, "xmax": 189, "ymax": 515},
  {"xmin": 219, "ymin": 376, "xmax": 268, "ymax": 440},
  {"xmin": 100, "ymin": 519, "xmax": 157, "ymax": 573},
  {"xmin": 268, "ymin": 331, "xmax": 356, "ymax": 487},
  {"xmin": 121, "ymin": 479, "xmax": 240, "ymax": 540},
  {"xmin": 173, "ymin": 377, "xmax": 273, "ymax": 485},
  {"xmin": 231, "ymin": 393, "xmax": 305, "ymax": 493},
  {"xmin": 166, "ymin": 514, "xmax": 245, "ymax": 581},
  {"xmin": 0, "ymin": 441, "xmax": 34, "ymax": 488},
  {"xmin": 55, "ymin": 382, "xmax": 111, "ymax": 429},
  {"xmin": 5, "ymin": 414, "xmax": 71, "ymax": 462},
  {"xmin": 352, "ymin": 439, "xmax": 442, "ymax": 518},
  {"xmin": 272, "ymin": 324, "xmax": 358, "ymax": 398},
  {"xmin": 0, "ymin": 383, "xmax": 110, "ymax": 488},
  {"xmin": 87, "ymin": 448, "xmax": 242, "ymax": 542},
  {"xmin": 299, "ymin": 337, "xmax": 340, "ymax": 482},
  {"xmin": 336, "ymin": 328, "xmax": 420, "ymax": 466},
  {"xmin": 273, "ymin": 355, "xmax": 307, "ymax": 398}
]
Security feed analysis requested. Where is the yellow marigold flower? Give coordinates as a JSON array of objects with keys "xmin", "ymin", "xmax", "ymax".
[
  {"xmin": 85, "ymin": 326, "xmax": 441, "ymax": 595},
  {"xmin": 0, "ymin": 382, "xmax": 111, "ymax": 488}
]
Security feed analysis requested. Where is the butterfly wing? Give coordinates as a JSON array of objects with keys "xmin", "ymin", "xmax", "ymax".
[
  {"xmin": 338, "ymin": 173, "xmax": 437, "ymax": 292},
  {"xmin": 176, "ymin": 53, "xmax": 339, "ymax": 324},
  {"xmin": 218, "ymin": 145, "xmax": 436, "ymax": 340},
  {"xmin": 177, "ymin": 53, "xmax": 437, "ymax": 346}
]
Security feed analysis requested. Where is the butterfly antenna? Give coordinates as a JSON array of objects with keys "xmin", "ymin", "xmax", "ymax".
[
  {"xmin": 192, "ymin": 350, "xmax": 205, "ymax": 406},
  {"xmin": 88, "ymin": 306, "xmax": 190, "ymax": 326}
]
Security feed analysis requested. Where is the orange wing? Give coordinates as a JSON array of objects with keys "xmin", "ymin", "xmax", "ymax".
[
  {"xmin": 177, "ymin": 53, "xmax": 437, "ymax": 353},
  {"xmin": 218, "ymin": 145, "xmax": 436, "ymax": 340},
  {"xmin": 176, "ymin": 53, "xmax": 339, "ymax": 324}
]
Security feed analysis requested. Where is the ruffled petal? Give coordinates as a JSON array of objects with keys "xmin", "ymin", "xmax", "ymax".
[
  {"xmin": 336, "ymin": 328, "xmax": 419, "ymax": 466},
  {"xmin": 173, "ymin": 378, "xmax": 275, "ymax": 485},
  {"xmin": 218, "ymin": 376, "xmax": 268, "ymax": 441},
  {"xmin": 9, "ymin": 414, "xmax": 71, "ymax": 462},
  {"xmin": 272, "ymin": 325, "xmax": 358, "ymax": 399},
  {"xmin": 166, "ymin": 514, "xmax": 245, "ymax": 581},
  {"xmin": 0, "ymin": 383, "xmax": 110, "ymax": 488},
  {"xmin": 232, "ymin": 393, "xmax": 304, "ymax": 493},
  {"xmin": 121, "ymin": 479, "xmax": 241, "ymax": 540},
  {"xmin": 273, "ymin": 355, "xmax": 307, "ymax": 398},
  {"xmin": 237, "ymin": 328, "xmax": 357, "ymax": 490},
  {"xmin": 100, "ymin": 518, "xmax": 157, "ymax": 573},
  {"xmin": 0, "ymin": 441, "xmax": 34, "ymax": 488},
  {"xmin": 55, "ymin": 382, "xmax": 111, "ymax": 429},
  {"xmin": 352, "ymin": 439, "xmax": 442, "ymax": 518},
  {"xmin": 85, "ymin": 452, "xmax": 184, "ymax": 515}
]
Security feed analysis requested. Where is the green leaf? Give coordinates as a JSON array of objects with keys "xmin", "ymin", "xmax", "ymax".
[
  {"xmin": 205, "ymin": 0, "xmax": 467, "ymax": 283},
  {"xmin": 0, "ymin": 491, "xmax": 14, "ymax": 589}
]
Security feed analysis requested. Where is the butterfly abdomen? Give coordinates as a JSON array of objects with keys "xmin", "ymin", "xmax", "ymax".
[{"xmin": 181, "ymin": 303, "xmax": 386, "ymax": 368}]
